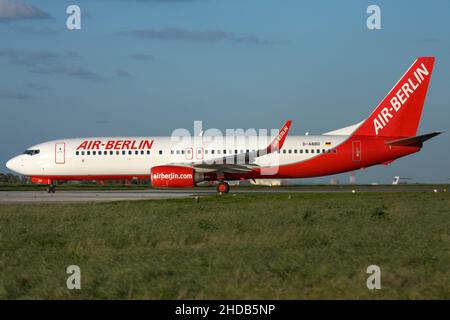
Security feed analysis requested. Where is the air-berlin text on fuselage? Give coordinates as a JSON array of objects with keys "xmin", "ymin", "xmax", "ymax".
[
  {"xmin": 373, "ymin": 62, "xmax": 429, "ymax": 135},
  {"xmin": 76, "ymin": 139, "xmax": 154, "ymax": 150}
]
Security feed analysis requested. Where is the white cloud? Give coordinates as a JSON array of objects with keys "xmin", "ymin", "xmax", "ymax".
[
  {"xmin": 118, "ymin": 28, "xmax": 279, "ymax": 45},
  {"xmin": 0, "ymin": 0, "xmax": 50, "ymax": 22}
]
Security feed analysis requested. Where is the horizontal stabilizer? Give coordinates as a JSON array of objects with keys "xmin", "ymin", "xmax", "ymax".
[{"xmin": 386, "ymin": 132, "xmax": 442, "ymax": 147}]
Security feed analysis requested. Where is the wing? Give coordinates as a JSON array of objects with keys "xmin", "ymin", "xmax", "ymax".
[{"xmin": 169, "ymin": 120, "xmax": 292, "ymax": 175}]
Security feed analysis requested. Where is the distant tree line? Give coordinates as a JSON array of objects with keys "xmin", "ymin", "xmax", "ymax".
[
  {"xmin": 0, "ymin": 173, "xmax": 150, "ymax": 185},
  {"xmin": 0, "ymin": 173, "xmax": 29, "ymax": 184}
]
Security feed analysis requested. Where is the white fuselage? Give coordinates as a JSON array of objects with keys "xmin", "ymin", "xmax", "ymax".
[{"xmin": 6, "ymin": 135, "xmax": 348, "ymax": 178}]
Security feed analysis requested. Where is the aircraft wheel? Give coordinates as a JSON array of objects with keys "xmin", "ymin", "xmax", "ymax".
[
  {"xmin": 216, "ymin": 181, "xmax": 230, "ymax": 194},
  {"xmin": 48, "ymin": 184, "xmax": 56, "ymax": 193}
]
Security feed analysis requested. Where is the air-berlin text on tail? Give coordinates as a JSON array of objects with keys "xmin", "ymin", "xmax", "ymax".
[
  {"xmin": 373, "ymin": 62, "xmax": 429, "ymax": 135},
  {"xmin": 76, "ymin": 139, "xmax": 154, "ymax": 150}
]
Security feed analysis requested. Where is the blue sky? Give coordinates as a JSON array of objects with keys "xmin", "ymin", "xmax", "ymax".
[{"xmin": 0, "ymin": 0, "xmax": 449, "ymax": 183}]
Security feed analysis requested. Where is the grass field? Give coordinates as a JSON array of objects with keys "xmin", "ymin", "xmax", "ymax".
[{"xmin": 0, "ymin": 192, "xmax": 449, "ymax": 299}]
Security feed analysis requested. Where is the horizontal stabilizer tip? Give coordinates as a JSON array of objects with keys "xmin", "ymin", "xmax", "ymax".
[{"xmin": 386, "ymin": 132, "xmax": 442, "ymax": 147}]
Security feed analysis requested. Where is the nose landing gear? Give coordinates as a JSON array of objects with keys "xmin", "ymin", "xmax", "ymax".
[{"xmin": 47, "ymin": 184, "xmax": 56, "ymax": 193}]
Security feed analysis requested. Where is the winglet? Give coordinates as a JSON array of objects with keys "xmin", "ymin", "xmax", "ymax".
[{"xmin": 267, "ymin": 120, "xmax": 292, "ymax": 153}]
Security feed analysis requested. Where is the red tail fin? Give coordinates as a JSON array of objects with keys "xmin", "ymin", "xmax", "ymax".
[{"xmin": 354, "ymin": 57, "xmax": 435, "ymax": 137}]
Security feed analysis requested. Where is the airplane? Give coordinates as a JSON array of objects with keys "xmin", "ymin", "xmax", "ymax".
[{"xmin": 5, "ymin": 57, "xmax": 441, "ymax": 193}]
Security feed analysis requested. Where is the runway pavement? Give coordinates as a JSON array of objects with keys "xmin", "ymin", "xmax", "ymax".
[
  {"xmin": 0, "ymin": 185, "xmax": 447, "ymax": 204},
  {"xmin": 0, "ymin": 190, "xmax": 197, "ymax": 204}
]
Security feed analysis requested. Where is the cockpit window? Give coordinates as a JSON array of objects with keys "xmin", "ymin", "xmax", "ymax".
[{"xmin": 23, "ymin": 149, "xmax": 40, "ymax": 156}]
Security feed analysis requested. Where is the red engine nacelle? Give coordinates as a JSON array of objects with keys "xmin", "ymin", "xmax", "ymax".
[{"xmin": 151, "ymin": 165, "xmax": 201, "ymax": 188}]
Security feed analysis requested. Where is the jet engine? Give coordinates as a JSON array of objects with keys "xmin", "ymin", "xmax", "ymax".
[{"xmin": 151, "ymin": 165, "xmax": 204, "ymax": 188}]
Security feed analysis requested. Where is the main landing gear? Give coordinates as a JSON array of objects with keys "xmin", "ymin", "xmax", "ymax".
[
  {"xmin": 47, "ymin": 184, "xmax": 56, "ymax": 193},
  {"xmin": 216, "ymin": 181, "xmax": 230, "ymax": 194}
]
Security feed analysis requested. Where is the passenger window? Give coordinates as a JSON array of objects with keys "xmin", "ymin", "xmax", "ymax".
[
  {"xmin": 99, "ymin": 151, "xmax": 102, "ymax": 155},
  {"xmin": 110, "ymin": 151, "xmax": 113, "ymax": 155},
  {"xmin": 135, "ymin": 150, "xmax": 139, "ymax": 155},
  {"xmin": 81, "ymin": 151, "xmax": 85, "ymax": 155},
  {"xmin": 147, "ymin": 150, "xmax": 150, "ymax": 155},
  {"xmin": 171, "ymin": 150, "xmax": 174, "ymax": 155},
  {"xmin": 176, "ymin": 150, "xmax": 180, "ymax": 155},
  {"xmin": 283, "ymin": 150, "xmax": 286, "ymax": 154},
  {"xmin": 288, "ymin": 149, "xmax": 292, "ymax": 154},
  {"xmin": 76, "ymin": 151, "xmax": 79, "ymax": 156},
  {"xmin": 116, "ymin": 151, "xmax": 120, "ymax": 155},
  {"xmin": 300, "ymin": 149, "xmax": 303, "ymax": 154},
  {"xmin": 333, "ymin": 149, "xmax": 337, "ymax": 153},
  {"xmin": 159, "ymin": 150, "xmax": 162, "ymax": 155},
  {"xmin": 211, "ymin": 150, "xmax": 215, "ymax": 154},
  {"xmin": 305, "ymin": 149, "xmax": 309, "ymax": 154},
  {"xmin": 205, "ymin": 150, "xmax": 208, "ymax": 154},
  {"xmin": 87, "ymin": 151, "xmax": 91, "ymax": 155},
  {"xmin": 92, "ymin": 151, "xmax": 96, "ymax": 155}
]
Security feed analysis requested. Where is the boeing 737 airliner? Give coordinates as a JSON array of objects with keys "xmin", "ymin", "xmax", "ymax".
[{"xmin": 6, "ymin": 57, "xmax": 441, "ymax": 193}]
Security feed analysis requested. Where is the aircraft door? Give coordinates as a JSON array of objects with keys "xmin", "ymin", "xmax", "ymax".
[
  {"xmin": 196, "ymin": 147, "xmax": 204, "ymax": 160},
  {"xmin": 185, "ymin": 147, "xmax": 193, "ymax": 160},
  {"xmin": 55, "ymin": 142, "xmax": 65, "ymax": 164},
  {"xmin": 352, "ymin": 140, "xmax": 362, "ymax": 162}
]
